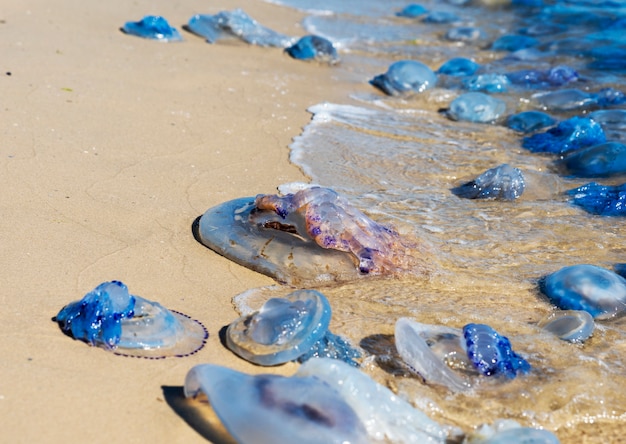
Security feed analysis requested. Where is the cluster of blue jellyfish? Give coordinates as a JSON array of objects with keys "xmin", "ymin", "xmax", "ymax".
[{"xmin": 121, "ymin": 12, "xmax": 338, "ymax": 64}]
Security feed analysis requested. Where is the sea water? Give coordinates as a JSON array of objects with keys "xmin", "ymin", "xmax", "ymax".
[{"xmin": 261, "ymin": 0, "xmax": 626, "ymax": 440}]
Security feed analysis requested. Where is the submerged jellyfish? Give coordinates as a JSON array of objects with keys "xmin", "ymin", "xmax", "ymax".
[
  {"xmin": 491, "ymin": 34, "xmax": 538, "ymax": 52},
  {"xmin": 533, "ymin": 88, "xmax": 626, "ymax": 112},
  {"xmin": 554, "ymin": 142, "xmax": 626, "ymax": 177},
  {"xmin": 566, "ymin": 182, "xmax": 626, "ymax": 216},
  {"xmin": 446, "ymin": 92, "xmax": 506, "ymax": 123},
  {"xmin": 506, "ymin": 65, "xmax": 579, "ymax": 88},
  {"xmin": 394, "ymin": 318, "xmax": 530, "ymax": 392},
  {"xmin": 296, "ymin": 358, "xmax": 457, "ymax": 444},
  {"xmin": 437, "ymin": 57, "xmax": 480, "ymax": 76},
  {"xmin": 185, "ymin": 9, "xmax": 294, "ymax": 47},
  {"xmin": 463, "ymin": 74, "xmax": 510, "ymax": 93},
  {"xmin": 423, "ymin": 11, "xmax": 460, "ymax": 24},
  {"xmin": 121, "ymin": 16, "xmax": 183, "ymax": 42},
  {"xmin": 445, "ymin": 27, "xmax": 485, "ymax": 43},
  {"xmin": 522, "ymin": 116, "xmax": 606, "ymax": 154},
  {"xmin": 537, "ymin": 310, "xmax": 595, "ymax": 342},
  {"xmin": 225, "ymin": 289, "xmax": 360, "ymax": 366},
  {"xmin": 197, "ymin": 186, "xmax": 423, "ymax": 286},
  {"xmin": 452, "ymin": 164, "xmax": 525, "ymax": 200},
  {"xmin": 285, "ymin": 35, "xmax": 339, "ymax": 64},
  {"xmin": 184, "ymin": 364, "xmax": 370, "ymax": 444},
  {"xmin": 55, "ymin": 281, "xmax": 207, "ymax": 358},
  {"xmin": 370, "ymin": 60, "xmax": 437, "ymax": 96},
  {"xmin": 540, "ymin": 264, "xmax": 626, "ymax": 319},
  {"xmin": 506, "ymin": 111, "xmax": 555, "ymax": 133}
]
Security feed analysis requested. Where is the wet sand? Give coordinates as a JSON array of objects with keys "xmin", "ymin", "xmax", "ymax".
[{"xmin": 0, "ymin": 0, "xmax": 346, "ymax": 442}]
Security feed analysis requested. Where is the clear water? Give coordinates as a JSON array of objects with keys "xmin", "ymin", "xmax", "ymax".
[{"xmin": 260, "ymin": 0, "xmax": 626, "ymax": 440}]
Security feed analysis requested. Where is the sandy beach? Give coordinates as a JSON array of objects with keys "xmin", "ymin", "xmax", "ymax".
[{"xmin": 0, "ymin": 0, "xmax": 348, "ymax": 441}]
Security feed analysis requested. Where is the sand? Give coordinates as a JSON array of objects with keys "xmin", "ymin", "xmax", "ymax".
[{"xmin": 0, "ymin": 0, "xmax": 350, "ymax": 442}]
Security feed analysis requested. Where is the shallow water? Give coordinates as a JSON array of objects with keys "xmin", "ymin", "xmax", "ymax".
[{"xmin": 255, "ymin": 0, "xmax": 626, "ymax": 441}]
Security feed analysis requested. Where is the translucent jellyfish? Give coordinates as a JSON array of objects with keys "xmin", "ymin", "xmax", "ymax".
[
  {"xmin": 588, "ymin": 110, "xmax": 626, "ymax": 141},
  {"xmin": 225, "ymin": 289, "xmax": 360, "ymax": 366},
  {"xmin": 396, "ymin": 4, "xmax": 428, "ymax": 18},
  {"xmin": 522, "ymin": 116, "xmax": 606, "ymax": 154},
  {"xmin": 285, "ymin": 35, "xmax": 339, "ymax": 64},
  {"xmin": 422, "ymin": 11, "xmax": 460, "ymax": 24},
  {"xmin": 197, "ymin": 186, "xmax": 423, "ymax": 286},
  {"xmin": 567, "ymin": 182, "xmax": 626, "ymax": 216},
  {"xmin": 540, "ymin": 264, "xmax": 626, "ymax": 319},
  {"xmin": 537, "ymin": 310, "xmax": 595, "ymax": 342},
  {"xmin": 491, "ymin": 34, "xmax": 538, "ymax": 52},
  {"xmin": 184, "ymin": 364, "xmax": 370, "ymax": 444},
  {"xmin": 533, "ymin": 88, "xmax": 626, "ymax": 112},
  {"xmin": 120, "ymin": 16, "xmax": 183, "ymax": 42},
  {"xmin": 451, "ymin": 164, "xmax": 525, "ymax": 200},
  {"xmin": 55, "ymin": 281, "xmax": 207, "ymax": 358},
  {"xmin": 506, "ymin": 111, "xmax": 555, "ymax": 133},
  {"xmin": 395, "ymin": 318, "xmax": 530, "ymax": 392},
  {"xmin": 445, "ymin": 27, "xmax": 485, "ymax": 43},
  {"xmin": 370, "ymin": 60, "xmax": 437, "ymax": 96},
  {"xmin": 555, "ymin": 142, "xmax": 626, "ymax": 177},
  {"xmin": 466, "ymin": 419, "xmax": 560, "ymax": 444},
  {"xmin": 297, "ymin": 358, "xmax": 458, "ymax": 444},
  {"xmin": 446, "ymin": 92, "xmax": 506, "ymax": 123},
  {"xmin": 185, "ymin": 9, "xmax": 294, "ymax": 47},
  {"xmin": 462, "ymin": 74, "xmax": 510, "ymax": 93},
  {"xmin": 437, "ymin": 57, "xmax": 480, "ymax": 76}
]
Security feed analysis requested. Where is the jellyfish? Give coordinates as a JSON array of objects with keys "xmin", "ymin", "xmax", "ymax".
[
  {"xmin": 55, "ymin": 281, "xmax": 207, "ymax": 358},
  {"xmin": 285, "ymin": 35, "xmax": 339, "ymax": 64},
  {"xmin": 446, "ymin": 92, "xmax": 506, "ymax": 123},
  {"xmin": 452, "ymin": 164, "xmax": 526, "ymax": 200},
  {"xmin": 121, "ymin": 16, "xmax": 183, "ymax": 42},
  {"xmin": 225, "ymin": 289, "xmax": 360, "ymax": 366},
  {"xmin": 370, "ymin": 60, "xmax": 437, "ymax": 96},
  {"xmin": 196, "ymin": 186, "xmax": 424, "ymax": 286}
]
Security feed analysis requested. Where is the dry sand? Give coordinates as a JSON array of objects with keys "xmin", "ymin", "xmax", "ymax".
[{"xmin": 0, "ymin": 0, "xmax": 350, "ymax": 442}]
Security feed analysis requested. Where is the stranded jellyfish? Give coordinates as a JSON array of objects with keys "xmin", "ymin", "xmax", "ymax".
[
  {"xmin": 452, "ymin": 164, "xmax": 526, "ymax": 201},
  {"xmin": 394, "ymin": 318, "xmax": 530, "ymax": 392},
  {"xmin": 121, "ymin": 16, "xmax": 183, "ymax": 42},
  {"xmin": 197, "ymin": 186, "xmax": 424, "ymax": 286},
  {"xmin": 225, "ymin": 289, "xmax": 360, "ymax": 366},
  {"xmin": 184, "ymin": 363, "xmax": 370, "ymax": 444},
  {"xmin": 55, "ymin": 281, "xmax": 207, "ymax": 358}
]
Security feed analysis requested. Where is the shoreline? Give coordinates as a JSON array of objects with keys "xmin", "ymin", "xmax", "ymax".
[{"xmin": 1, "ymin": 1, "xmax": 352, "ymax": 442}]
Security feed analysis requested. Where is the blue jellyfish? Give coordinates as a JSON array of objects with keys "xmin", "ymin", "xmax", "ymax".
[
  {"xmin": 370, "ymin": 60, "xmax": 437, "ymax": 96},
  {"xmin": 121, "ymin": 16, "xmax": 183, "ymax": 42},
  {"xmin": 522, "ymin": 116, "xmax": 606, "ymax": 154},
  {"xmin": 447, "ymin": 92, "xmax": 506, "ymax": 123},
  {"xmin": 567, "ymin": 182, "xmax": 626, "ymax": 216},
  {"xmin": 285, "ymin": 35, "xmax": 339, "ymax": 64},
  {"xmin": 506, "ymin": 111, "xmax": 555, "ymax": 133}
]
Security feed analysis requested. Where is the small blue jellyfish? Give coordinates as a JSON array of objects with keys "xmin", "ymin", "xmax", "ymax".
[
  {"xmin": 567, "ymin": 182, "xmax": 626, "ymax": 216},
  {"xmin": 445, "ymin": 27, "xmax": 485, "ymax": 43},
  {"xmin": 506, "ymin": 111, "xmax": 555, "ymax": 133},
  {"xmin": 540, "ymin": 264, "xmax": 626, "ymax": 319},
  {"xmin": 396, "ymin": 4, "xmax": 428, "ymax": 18},
  {"xmin": 463, "ymin": 74, "xmax": 510, "ymax": 93},
  {"xmin": 55, "ymin": 281, "xmax": 207, "ymax": 358},
  {"xmin": 463, "ymin": 323, "xmax": 531, "ymax": 378},
  {"xmin": 226, "ymin": 290, "xmax": 360, "ymax": 366},
  {"xmin": 556, "ymin": 142, "xmax": 626, "ymax": 178},
  {"xmin": 285, "ymin": 35, "xmax": 339, "ymax": 64},
  {"xmin": 522, "ymin": 116, "xmax": 606, "ymax": 154},
  {"xmin": 446, "ymin": 92, "xmax": 506, "ymax": 123},
  {"xmin": 452, "ymin": 164, "xmax": 525, "ymax": 200},
  {"xmin": 121, "ymin": 16, "xmax": 183, "ymax": 42},
  {"xmin": 422, "ymin": 11, "xmax": 460, "ymax": 24},
  {"xmin": 437, "ymin": 58, "xmax": 480, "ymax": 76},
  {"xmin": 491, "ymin": 34, "xmax": 538, "ymax": 52},
  {"xmin": 370, "ymin": 60, "xmax": 437, "ymax": 96}
]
